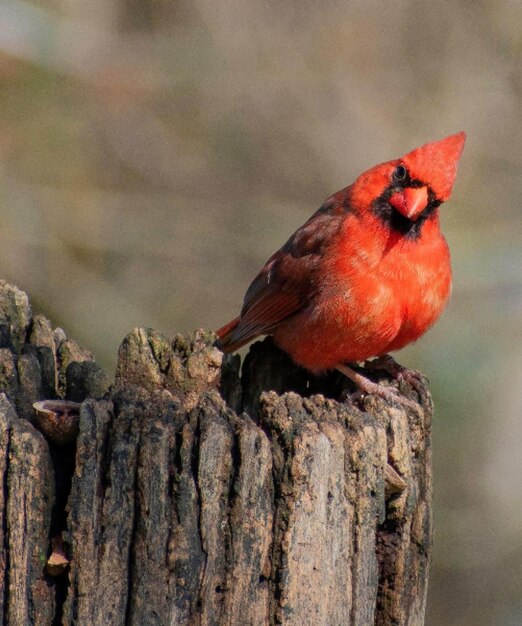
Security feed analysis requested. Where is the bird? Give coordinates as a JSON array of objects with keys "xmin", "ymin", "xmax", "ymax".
[{"xmin": 216, "ymin": 132, "xmax": 466, "ymax": 406}]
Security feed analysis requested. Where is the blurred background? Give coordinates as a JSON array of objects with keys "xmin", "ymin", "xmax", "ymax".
[{"xmin": 0, "ymin": 1, "xmax": 520, "ymax": 623}]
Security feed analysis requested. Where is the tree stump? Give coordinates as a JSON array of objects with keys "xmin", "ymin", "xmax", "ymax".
[{"xmin": 0, "ymin": 280, "xmax": 432, "ymax": 625}]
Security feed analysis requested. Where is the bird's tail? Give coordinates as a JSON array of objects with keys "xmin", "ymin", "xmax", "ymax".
[{"xmin": 215, "ymin": 316, "xmax": 247, "ymax": 352}]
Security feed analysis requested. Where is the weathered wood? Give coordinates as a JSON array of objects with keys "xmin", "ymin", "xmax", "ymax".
[
  {"xmin": 0, "ymin": 395, "xmax": 55, "ymax": 625},
  {"xmin": 0, "ymin": 280, "xmax": 432, "ymax": 625}
]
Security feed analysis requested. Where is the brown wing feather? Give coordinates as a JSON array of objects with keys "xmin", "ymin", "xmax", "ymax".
[{"xmin": 216, "ymin": 193, "xmax": 349, "ymax": 352}]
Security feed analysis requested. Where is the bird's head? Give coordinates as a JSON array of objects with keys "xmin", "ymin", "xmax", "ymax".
[{"xmin": 350, "ymin": 132, "xmax": 466, "ymax": 237}]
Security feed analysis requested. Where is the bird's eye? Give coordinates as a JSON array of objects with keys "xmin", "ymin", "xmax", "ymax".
[{"xmin": 392, "ymin": 165, "xmax": 408, "ymax": 183}]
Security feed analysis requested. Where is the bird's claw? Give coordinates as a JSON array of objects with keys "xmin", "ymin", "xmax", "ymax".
[
  {"xmin": 347, "ymin": 384, "xmax": 418, "ymax": 411},
  {"xmin": 368, "ymin": 384, "xmax": 419, "ymax": 410},
  {"xmin": 337, "ymin": 363, "xmax": 419, "ymax": 410},
  {"xmin": 365, "ymin": 355, "xmax": 428, "ymax": 393},
  {"xmin": 396, "ymin": 368, "xmax": 428, "ymax": 393}
]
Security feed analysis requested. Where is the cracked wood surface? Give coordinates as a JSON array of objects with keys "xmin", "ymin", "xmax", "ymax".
[{"xmin": 0, "ymin": 280, "xmax": 432, "ymax": 625}]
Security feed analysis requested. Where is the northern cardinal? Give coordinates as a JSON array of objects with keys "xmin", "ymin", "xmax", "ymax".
[{"xmin": 216, "ymin": 132, "xmax": 466, "ymax": 406}]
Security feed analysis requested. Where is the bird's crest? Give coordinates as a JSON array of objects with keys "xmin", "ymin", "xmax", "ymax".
[{"xmin": 401, "ymin": 132, "xmax": 466, "ymax": 201}]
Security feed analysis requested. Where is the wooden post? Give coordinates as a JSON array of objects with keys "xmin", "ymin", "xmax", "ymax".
[{"xmin": 0, "ymin": 280, "xmax": 432, "ymax": 625}]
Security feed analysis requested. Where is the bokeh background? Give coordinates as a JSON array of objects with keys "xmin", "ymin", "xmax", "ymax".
[{"xmin": 0, "ymin": 1, "xmax": 521, "ymax": 623}]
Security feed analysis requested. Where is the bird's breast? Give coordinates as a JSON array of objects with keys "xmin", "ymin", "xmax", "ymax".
[
  {"xmin": 273, "ymin": 217, "xmax": 452, "ymax": 371},
  {"xmin": 333, "ymin": 219, "xmax": 452, "ymax": 354},
  {"xmin": 383, "ymin": 246, "xmax": 452, "ymax": 352}
]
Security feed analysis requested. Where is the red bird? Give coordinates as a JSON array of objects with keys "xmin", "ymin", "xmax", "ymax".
[{"xmin": 216, "ymin": 133, "xmax": 466, "ymax": 405}]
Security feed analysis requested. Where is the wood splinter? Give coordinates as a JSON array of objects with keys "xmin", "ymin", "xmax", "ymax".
[{"xmin": 46, "ymin": 534, "xmax": 69, "ymax": 576}]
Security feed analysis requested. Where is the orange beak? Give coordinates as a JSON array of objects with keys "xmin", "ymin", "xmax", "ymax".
[{"xmin": 389, "ymin": 186, "xmax": 428, "ymax": 221}]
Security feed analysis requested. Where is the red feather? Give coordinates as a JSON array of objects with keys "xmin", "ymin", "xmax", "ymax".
[{"xmin": 216, "ymin": 133, "xmax": 466, "ymax": 389}]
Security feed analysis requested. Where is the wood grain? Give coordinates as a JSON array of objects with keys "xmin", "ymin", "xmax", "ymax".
[{"xmin": 0, "ymin": 281, "xmax": 432, "ymax": 625}]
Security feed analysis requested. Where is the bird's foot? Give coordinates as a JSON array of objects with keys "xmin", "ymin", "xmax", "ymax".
[
  {"xmin": 364, "ymin": 354, "xmax": 428, "ymax": 394},
  {"xmin": 336, "ymin": 363, "xmax": 418, "ymax": 410}
]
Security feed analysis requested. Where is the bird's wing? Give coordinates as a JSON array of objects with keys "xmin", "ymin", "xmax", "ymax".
[{"xmin": 217, "ymin": 197, "xmax": 348, "ymax": 351}]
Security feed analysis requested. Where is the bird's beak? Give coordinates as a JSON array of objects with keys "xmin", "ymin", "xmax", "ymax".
[{"xmin": 389, "ymin": 186, "xmax": 429, "ymax": 221}]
